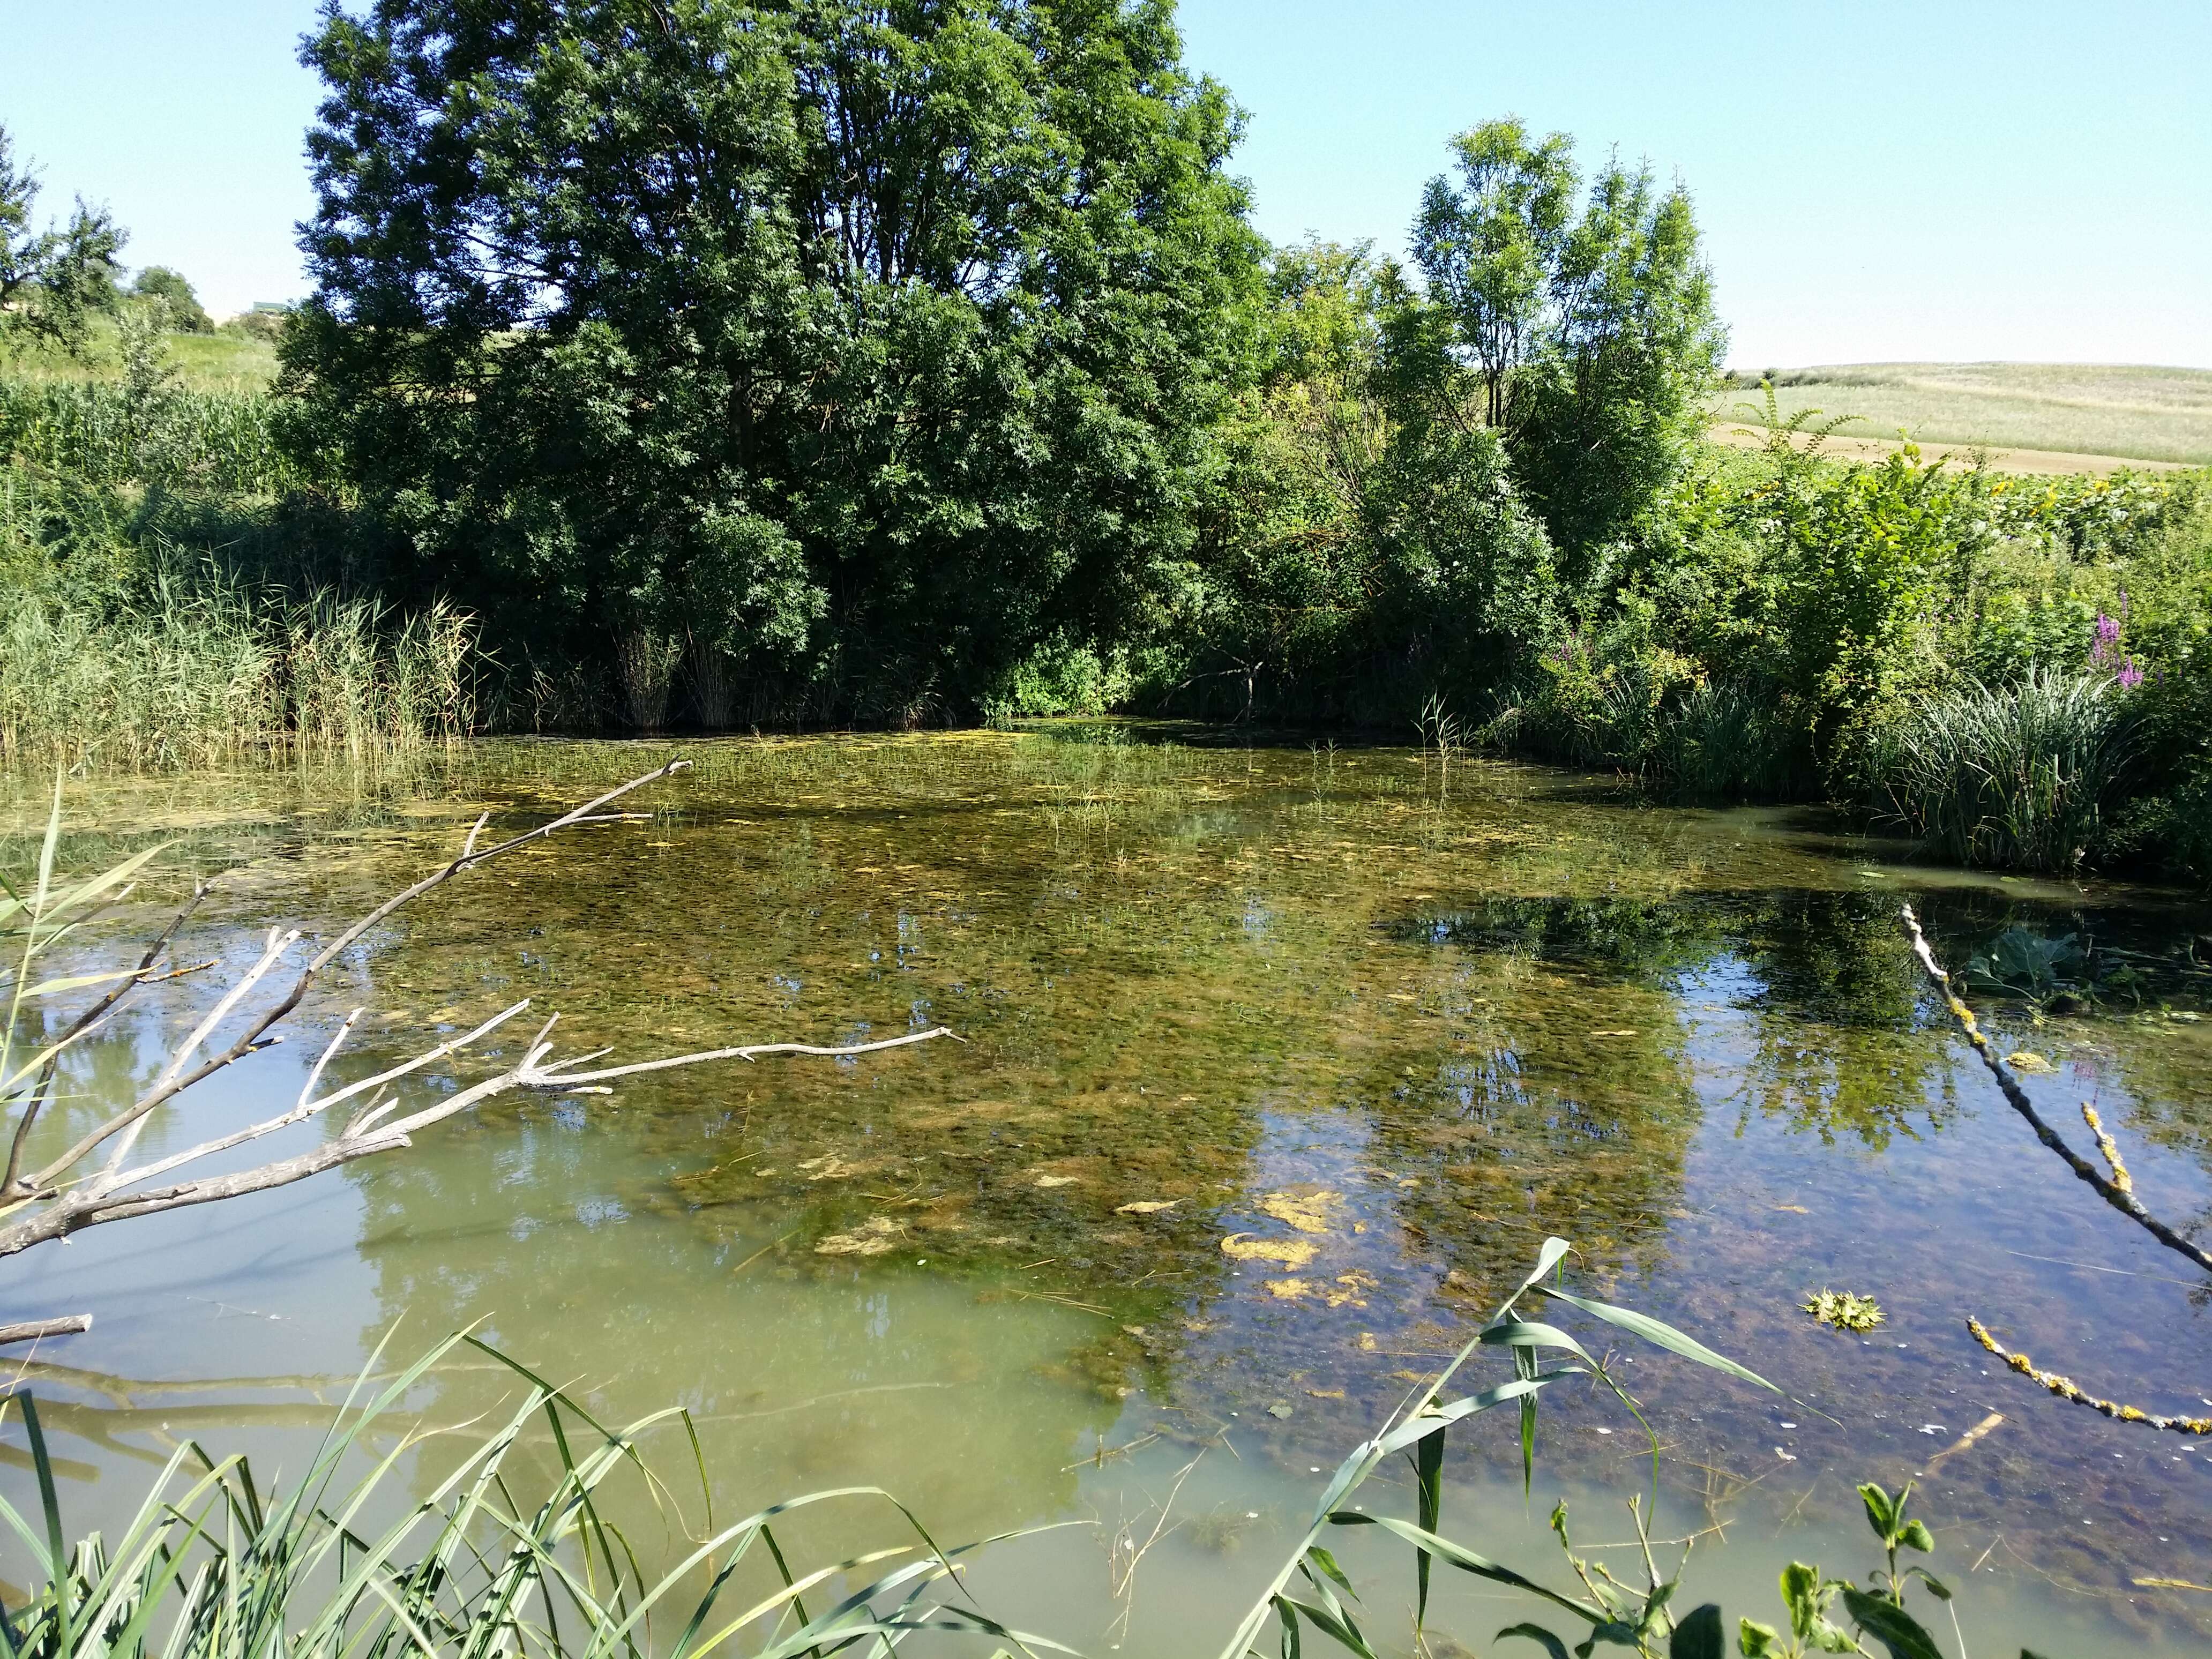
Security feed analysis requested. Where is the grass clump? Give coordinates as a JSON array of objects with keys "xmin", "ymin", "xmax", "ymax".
[
  {"xmin": 0, "ymin": 1332, "xmax": 1041, "ymax": 1659},
  {"xmin": 1869, "ymin": 668, "xmax": 2134, "ymax": 873},
  {"xmin": 0, "ymin": 580, "xmax": 476, "ymax": 769}
]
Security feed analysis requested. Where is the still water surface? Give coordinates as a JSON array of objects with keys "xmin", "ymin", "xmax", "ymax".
[{"xmin": 6, "ymin": 731, "xmax": 2212, "ymax": 1653}]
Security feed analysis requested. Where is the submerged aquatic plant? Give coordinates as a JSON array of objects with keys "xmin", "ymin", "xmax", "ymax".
[{"xmin": 0, "ymin": 762, "xmax": 954, "ymax": 1288}]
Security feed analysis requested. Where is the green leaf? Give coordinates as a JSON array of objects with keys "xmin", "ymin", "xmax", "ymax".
[
  {"xmin": 1306, "ymin": 1545, "xmax": 1355, "ymax": 1598},
  {"xmin": 1539, "ymin": 1286, "xmax": 1777, "ymax": 1391},
  {"xmin": 1328, "ymin": 1512, "xmax": 1605, "ymax": 1626},
  {"xmin": 1481, "ymin": 1320, "xmax": 1600, "ymax": 1365},
  {"xmin": 1858, "ymin": 1482, "xmax": 1899, "ymax": 1542},
  {"xmin": 1842, "ymin": 1586, "xmax": 1944, "ymax": 1659},
  {"xmin": 1414, "ymin": 1425, "xmax": 1443, "ymax": 1628},
  {"xmin": 18, "ymin": 966, "xmax": 152, "ymax": 999},
  {"xmin": 1273, "ymin": 1589, "xmax": 1375, "ymax": 1657},
  {"xmin": 1908, "ymin": 1566, "xmax": 1951, "ymax": 1601},
  {"xmin": 1490, "ymin": 1235, "xmax": 1573, "ymax": 1324},
  {"xmin": 1900, "ymin": 1519, "xmax": 1934, "ymax": 1555},
  {"xmin": 1781, "ymin": 1561, "xmax": 1823, "ymax": 1638},
  {"xmin": 1498, "ymin": 1623, "xmax": 1572, "ymax": 1659},
  {"xmin": 1737, "ymin": 1617, "xmax": 1782, "ymax": 1659},
  {"xmin": 1670, "ymin": 1604, "xmax": 1724, "ymax": 1659}
]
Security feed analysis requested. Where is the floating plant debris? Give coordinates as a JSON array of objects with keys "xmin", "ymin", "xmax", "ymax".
[{"xmin": 1803, "ymin": 1288, "xmax": 1886, "ymax": 1332}]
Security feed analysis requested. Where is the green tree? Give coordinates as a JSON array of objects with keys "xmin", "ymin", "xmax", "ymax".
[
  {"xmin": 129, "ymin": 265, "xmax": 213, "ymax": 332},
  {"xmin": 1511, "ymin": 153, "xmax": 1726, "ymax": 564},
  {"xmin": 1409, "ymin": 117, "xmax": 1574, "ymax": 429},
  {"xmin": 0, "ymin": 124, "xmax": 125, "ymax": 358},
  {"xmin": 1176, "ymin": 237, "xmax": 1556, "ymax": 721},
  {"xmin": 285, "ymin": 0, "xmax": 1264, "ymax": 725},
  {"xmin": 1410, "ymin": 117, "xmax": 1724, "ymax": 574}
]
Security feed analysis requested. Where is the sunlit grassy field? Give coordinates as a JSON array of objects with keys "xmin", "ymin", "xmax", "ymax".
[
  {"xmin": 1708, "ymin": 362, "xmax": 2212, "ymax": 466},
  {"xmin": 5, "ymin": 316, "xmax": 279, "ymax": 392}
]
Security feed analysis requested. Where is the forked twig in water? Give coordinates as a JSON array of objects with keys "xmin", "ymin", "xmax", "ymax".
[{"xmin": 1899, "ymin": 904, "xmax": 2212, "ymax": 1276}]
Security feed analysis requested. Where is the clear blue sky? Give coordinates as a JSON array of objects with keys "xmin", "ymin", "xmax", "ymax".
[{"xmin": 4, "ymin": 0, "xmax": 2207, "ymax": 368}]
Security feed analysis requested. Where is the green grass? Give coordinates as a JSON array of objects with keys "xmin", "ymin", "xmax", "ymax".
[
  {"xmin": 1709, "ymin": 363, "xmax": 2212, "ymax": 465},
  {"xmin": 0, "ymin": 581, "xmax": 478, "ymax": 770},
  {"xmin": 3, "ymin": 317, "xmax": 279, "ymax": 395},
  {"xmin": 1867, "ymin": 667, "xmax": 2136, "ymax": 872}
]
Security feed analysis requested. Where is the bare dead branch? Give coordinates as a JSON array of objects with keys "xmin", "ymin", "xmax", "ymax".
[
  {"xmin": 1966, "ymin": 1315, "xmax": 2212, "ymax": 1435},
  {"xmin": 0, "ymin": 1020, "xmax": 956, "ymax": 1256},
  {"xmin": 0, "ymin": 759, "xmax": 961, "ymax": 1267},
  {"xmin": 2, "ymin": 884, "xmax": 207, "ymax": 1197},
  {"xmin": 519, "ymin": 1026, "xmax": 960, "ymax": 1089},
  {"xmin": 103, "ymin": 1002, "xmax": 533, "ymax": 1192},
  {"xmin": 1901, "ymin": 904, "xmax": 2212, "ymax": 1276},
  {"xmin": 20, "ymin": 761, "xmax": 692, "ymax": 1197},
  {"xmin": 0, "ymin": 1315, "xmax": 92, "ymax": 1348}
]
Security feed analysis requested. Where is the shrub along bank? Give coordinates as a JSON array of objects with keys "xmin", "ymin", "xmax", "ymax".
[{"xmin": 6, "ymin": 352, "xmax": 2208, "ymax": 880}]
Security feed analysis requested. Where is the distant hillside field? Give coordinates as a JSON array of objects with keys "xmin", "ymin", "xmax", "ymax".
[
  {"xmin": 1708, "ymin": 362, "xmax": 2212, "ymax": 468},
  {"xmin": 5, "ymin": 319, "xmax": 279, "ymax": 394}
]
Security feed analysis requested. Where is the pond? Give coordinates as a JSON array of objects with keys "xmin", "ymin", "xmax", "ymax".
[{"xmin": 6, "ymin": 729, "xmax": 2212, "ymax": 1654}]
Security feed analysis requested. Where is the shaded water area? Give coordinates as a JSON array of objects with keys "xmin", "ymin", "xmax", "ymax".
[{"xmin": 6, "ymin": 729, "xmax": 2212, "ymax": 1653}]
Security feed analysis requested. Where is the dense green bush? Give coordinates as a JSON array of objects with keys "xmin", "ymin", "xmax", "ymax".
[
  {"xmin": 285, "ymin": 0, "xmax": 1264, "ymax": 729},
  {"xmin": 1497, "ymin": 417, "xmax": 2212, "ymax": 854}
]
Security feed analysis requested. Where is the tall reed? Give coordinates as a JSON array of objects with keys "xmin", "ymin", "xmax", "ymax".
[
  {"xmin": 0, "ymin": 582, "xmax": 478, "ymax": 770},
  {"xmin": 0, "ymin": 1333, "xmax": 1041, "ymax": 1659},
  {"xmin": 1870, "ymin": 667, "xmax": 2134, "ymax": 872}
]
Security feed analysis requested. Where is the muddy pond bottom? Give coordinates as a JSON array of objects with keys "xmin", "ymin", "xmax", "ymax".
[{"xmin": 6, "ymin": 730, "xmax": 2212, "ymax": 1654}]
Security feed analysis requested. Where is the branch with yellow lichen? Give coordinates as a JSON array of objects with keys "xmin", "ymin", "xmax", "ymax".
[
  {"xmin": 1966, "ymin": 1316, "xmax": 2212, "ymax": 1436},
  {"xmin": 1900, "ymin": 905, "xmax": 2212, "ymax": 1276}
]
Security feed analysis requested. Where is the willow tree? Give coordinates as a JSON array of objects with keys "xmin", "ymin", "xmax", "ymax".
[
  {"xmin": 285, "ymin": 0, "xmax": 1264, "ymax": 725},
  {"xmin": 1411, "ymin": 116, "xmax": 1724, "ymax": 572}
]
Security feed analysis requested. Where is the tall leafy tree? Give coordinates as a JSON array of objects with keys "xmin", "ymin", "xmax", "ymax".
[
  {"xmin": 0, "ymin": 125, "xmax": 124, "ymax": 359},
  {"xmin": 1511, "ymin": 154, "xmax": 1725, "ymax": 564},
  {"xmin": 129, "ymin": 266, "xmax": 214, "ymax": 332},
  {"xmin": 285, "ymin": 0, "xmax": 1264, "ymax": 723},
  {"xmin": 1182, "ymin": 237, "xmax": 1557, "ymax": 722},
  {"xmin": 1409, "ymin": 118, "xmax": 1574, "ymax": 429},
  {"xmin": 1410, "ymin": 117, "xmax": 1723, "ymax": 574}
]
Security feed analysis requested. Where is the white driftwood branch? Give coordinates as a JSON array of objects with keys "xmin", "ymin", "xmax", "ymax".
[
  {"xmin": 11, "ymin": 760, "xmax": 694, "ymax": 1201},
  {"xmin": 0, "ymin": 761, "xmax": 959, "ymax": 1262},
  {"xmin": 0, "ymin": 1315, "xmax": 92, "ymax": 1348}
]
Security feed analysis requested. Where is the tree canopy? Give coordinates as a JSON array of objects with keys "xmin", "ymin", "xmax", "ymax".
[
  {"xmin": 0, "ymin": 124, "xmax": 124, "ymax": 359},
  {"xmin": 130, "ymin": 266, "xmax": 213, "ymax": 332},
  {"xmin": 287, "ymin": 0, "xmax": 1265, "ymax": 724},
  {"xmin": 1413, "ymin": 116, "xmax": 1724, "ymax": 569}
]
